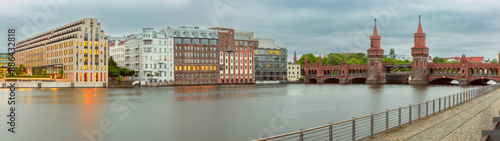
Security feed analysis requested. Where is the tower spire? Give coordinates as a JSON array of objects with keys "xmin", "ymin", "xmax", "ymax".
[
  {"xmin": 372, "ymin": 18, "xmax": 378, "ymax": 36},
  {"xmin": 417, "ymin": 15, "xmax": 423, "ymax": 33},
  {"xmin": 293, "ymin": 50, "xmax": 297, "ymax": 63}
]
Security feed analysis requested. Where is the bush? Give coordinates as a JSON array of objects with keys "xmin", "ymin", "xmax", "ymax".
[{"xmin": 118, "ymin": 75, "xmax": 123, "ymax": 84}]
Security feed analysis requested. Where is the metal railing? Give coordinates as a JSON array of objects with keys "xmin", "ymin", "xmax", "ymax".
[{"xmin": 254, "ymin": 84, "xmax": 500, "ymax": 141}]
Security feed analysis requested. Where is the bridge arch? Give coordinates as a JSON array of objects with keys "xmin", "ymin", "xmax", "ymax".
[
  {"xmin": 348, "ymin": 77, "xmax": 367, "ymax": 84},
  {"xmin": 324, "ymin": 78, "xmax": 340, "ymax": 83},
  {"xmin": 429, "ymin": 77, "xmax": 459, "ymax": 84},
  {"xmin": 469, "ymin": 78, "xmax": 495, "ymax": 85},
  {"xmin": 308, "ymin": 78, "xmax": 318, "ymax": 83}
]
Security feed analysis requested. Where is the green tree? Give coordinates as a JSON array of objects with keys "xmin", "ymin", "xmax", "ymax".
[
  {"xmin": 117, "ymin": 75, "xmax": 123, "ymax": 84},
  {"xmin": 109, "ymin": 66, "xmax": 120, "ymax": 78},
  {"xmin": 43, "ymin": 69, "xmax": 48, "ymax": 76},
  {"xmin": 36, "ymin": 68, "xmax": 42, "ymax": 76},
  {"xmin": 16, "ymin": 64, "xmax": 25, "ymax": 76},
  {"xmin": 491, "ymin": 59, "xmax": 498, "ymax": 64},
  {"xmin": 109, "ymin": 56, "xmax": 118, "ymax": 68},
  {"xmin": 59, "ymin": 69, "xmax": 64, "ymax": 79},
  {"xmin": 347, "ymin": 58, "xmax": 362, "ymax": 65},
  {"xmin": 389, "ymin": 48, "xmax": 395, "ymax": 55},
  {"xmin": 297, "ymin": 53, "xmax": 318, "ymax": 67},
  {"xmin": 433, "ymin": 57, "xmax": 447, "ymax": 63}
]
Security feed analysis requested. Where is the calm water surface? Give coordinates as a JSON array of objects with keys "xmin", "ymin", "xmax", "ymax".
[{"xmin": 0, "ymin": 84, "xmax": 485, "ymax": 141}]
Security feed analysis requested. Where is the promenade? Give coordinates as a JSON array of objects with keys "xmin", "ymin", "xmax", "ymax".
[{"xmin": 363, "ymin": 88, "xmax": 500, "ymax": 141}]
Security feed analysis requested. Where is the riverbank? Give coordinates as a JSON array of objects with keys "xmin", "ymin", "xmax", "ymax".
[{"xmin": 361, "ymin": 87, "xmax": 500, "ymax": 140}]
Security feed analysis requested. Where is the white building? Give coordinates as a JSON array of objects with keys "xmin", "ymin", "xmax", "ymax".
[
  {"xmin": 123, "ymin": 28, "xmax": 175, "ymax": 84},
  {"xmin": 287, "ymin": 63, "xmax": 301, "ymax": 82},
  {"xmin": 108, "ymin": 37, "xmax": 126, "ymax": 68}
]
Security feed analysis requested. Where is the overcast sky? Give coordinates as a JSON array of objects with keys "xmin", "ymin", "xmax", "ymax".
[{"xmin": 1, "ymin": 0, "xmax": 499, "ymax": 61}]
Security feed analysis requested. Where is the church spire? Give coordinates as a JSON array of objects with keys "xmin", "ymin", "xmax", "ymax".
[
  {"xmin": 373, "ymin": 18, "xmax": 378, "ymax": 36},
  {"xmin": 417, "ymin": 15, "xmax": 423, "ymax": 33},
  {"xmin": 293, "ymin": 50, "xmax": 297, "ymax": 63}
]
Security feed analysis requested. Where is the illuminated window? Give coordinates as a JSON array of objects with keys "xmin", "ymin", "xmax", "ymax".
[{"xmin": 175, "ymin": 66, "xmax": 178, "ymax": 71}]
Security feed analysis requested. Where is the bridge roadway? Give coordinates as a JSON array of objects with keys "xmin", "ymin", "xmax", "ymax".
[{"xmin": 360, "ymin": 88, "xmax": 500, "ymax": 140}]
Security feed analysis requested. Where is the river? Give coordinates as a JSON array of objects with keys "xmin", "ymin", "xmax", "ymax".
[{"xmin": 0, "ymin": 84, "xmax": 486, "ymax": 141}]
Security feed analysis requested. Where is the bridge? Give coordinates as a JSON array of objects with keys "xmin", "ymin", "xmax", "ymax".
[{"xmin": 304, "ymin": 17, "xmax": 500, "ymax": 85}]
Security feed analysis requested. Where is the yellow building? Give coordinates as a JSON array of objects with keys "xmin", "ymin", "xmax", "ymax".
[{"xmin": 14, "ymin": 18, "xmax": 108, "ymax": 87}]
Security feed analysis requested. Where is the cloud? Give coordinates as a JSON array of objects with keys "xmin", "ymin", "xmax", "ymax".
[{"xmin": 0, "ymin": 0, "xmax": 499, "ymax": 61}]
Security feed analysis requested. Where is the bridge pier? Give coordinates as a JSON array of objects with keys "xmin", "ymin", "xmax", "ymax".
[
  {"xmin": 459, "ymin": 80, "xmax": 469, "ymax": 85},
  {"xmin": 339, "ymin": 79, "xmax": 348, "ymax": 84}
]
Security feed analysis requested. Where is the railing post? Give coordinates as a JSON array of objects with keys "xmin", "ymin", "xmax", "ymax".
[
  {"xmin": 386, "ymin": 110, "xmax": 389, "ymax": 132},
  {"xmin": 439, "ymin": 98, "xmax": 441, "ymax": 112},
  {"xmin": 444, "ymin": 97, "xmax": 446, "ymax": 110},
  {"xmin": 398, "ymin": 107, "xmax": 401, "ymax": 127},
  {"xmin": 426, "ymin": 101, "xmax": 428, "ymax": 117},
  {"xmin": 352, "ymin": 118, "xmax": 356, "ymax": 141},
  {"xmin": 448, "ymin": 96, "xmax": 451, "ymax": 108},
  {"xmin": 418, "ymin": 103, "xmax": 421, "ymax": 120},
  {"xmin": 299, "ymin": 129, "xmax": 303, "ymax": 141},
  {"xmin": 409, "ymin": 105, "xmax": 412, "ymax": 123},
  {"xmin": 329, "ymin": 124, "xmax": 333, "ymax": 141},
  {"xmin": 370, "ymin": 114, "xmax": 374, "ymax": 138},
  {"xmin": 433, "ymin": 99, "xmax": 435, "ymax": 114}
]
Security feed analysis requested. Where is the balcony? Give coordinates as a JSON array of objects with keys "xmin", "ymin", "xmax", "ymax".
[
  {"xmin": 158, "ymin": 60, "xmax": 166, "ymax": 64},
  {"xmin": 225, "ymin": 48, "xmax": 235, "ymax": 52}
]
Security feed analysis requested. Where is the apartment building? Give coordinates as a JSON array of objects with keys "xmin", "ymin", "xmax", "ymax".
[
  {"xmin": 108, "ymin": 37, "xmax": 126, "ymax": 68},
  {"xmin": 15, "ymin": 18, "xmax": 108, "ymax": 87},
  {"xmin": 209, "ymin": 27, "xmax": 254, "ymax": 84},
  {"xmin": 121, "ymin": 28, "xmax": 175, "ymax": 84},
  {"xmin": 168, "ymin": 27, "xmax": 219, "ymax": 84}
]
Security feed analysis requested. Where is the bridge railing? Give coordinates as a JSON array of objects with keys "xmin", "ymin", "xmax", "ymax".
[
  {"xmin": 323, "ymin": 74, "xmax": 341, "ymax": 76},
  {"xmin": 254, "ymin": 84, "xmax": 500, "ymax": 141},
  {"xmin": 348, "ymin": 73, "xmax": 367, "ymax": 76},
  {"xmin": 469, "ymin": 74, "xmax": 499, "ymax": 77},
  {"xmin": 429, "ymin": 73, "xmax": 460, "ymax": 76}
]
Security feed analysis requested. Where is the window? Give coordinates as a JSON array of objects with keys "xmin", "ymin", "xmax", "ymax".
[{"xmin": 184, "ymin": 39, "xmax": 191, "ymax": 44}]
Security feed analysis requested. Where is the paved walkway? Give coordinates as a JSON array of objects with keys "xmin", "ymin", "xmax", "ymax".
[{"xmin": 361, "ymin": 88, "xmax": 500, "ymax": 141}]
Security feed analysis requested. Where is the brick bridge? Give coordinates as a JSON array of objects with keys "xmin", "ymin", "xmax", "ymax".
[{"xmin": 304, "ymin": 17, "xmax": 500, "ymax": 85}]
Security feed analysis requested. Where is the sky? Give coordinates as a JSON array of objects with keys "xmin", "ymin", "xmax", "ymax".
[{"xmin": 1, "ymin": 0, "xmax": 499, "ymax": 61}]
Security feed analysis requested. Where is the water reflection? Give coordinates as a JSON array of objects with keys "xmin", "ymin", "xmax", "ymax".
[{"xmin": 0, "ymin": 84, "xmax": 487, "ymax": 141}]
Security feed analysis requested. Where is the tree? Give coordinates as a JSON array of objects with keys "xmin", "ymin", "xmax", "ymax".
[
  {"xmin": 59, "ymin": 69, "xmax": 64, "ymax": 79},
  {"xmin": 389, "ymin": 48, "xmax": 395, "ymax": 55},
  {"xmin": 35, "ymin": 68, "xmax": 42, "ymax": 76},
  {"xmin": 491, "ymin": 59, "xmax": 498, "ymax": 64},
  {"xmin": 347, "ymin": 58, "xmax": 362, "ymax": 65},
  {"xmin": 117, "ymin": 75, "xmax": 123, "ymax": 84},
  {"xmin": 296, "ymin": 53, "xmax": 318, "ymax": 67},
  {"xmin": 109, "ymin": 66, "xmax": 120, "ymax": 78},
  {"xmin": 43, "ymin": 69, "xmax": 48, "ymax": 76},
  {"xmin": 433, "ymin": 57, "xmax": 447, "ymax": 63},
  {"xmin": 16, "ymin": 64, "xmax": 25, "ymax": 76},
  {"xmin": 109, "ymin": 56, "xmax": 118, "ymax": 68}
]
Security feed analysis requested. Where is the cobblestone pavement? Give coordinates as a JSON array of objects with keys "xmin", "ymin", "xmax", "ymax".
[{"xmin": 360, "ymin": 88, "xmax": 500, "ymax": 141}]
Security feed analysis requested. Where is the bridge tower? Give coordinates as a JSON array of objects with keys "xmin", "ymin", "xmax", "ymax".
[
  {"xmin": 366, "ymin": 19, "xmax": 385, "ymax": 84},
  {"xmin": 410, "ymin": 15, "xmax": 430, "ymax": 85},
  {"xmin": 459, "ymin": 54, "xmax": 469, "ymax": 85}
]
